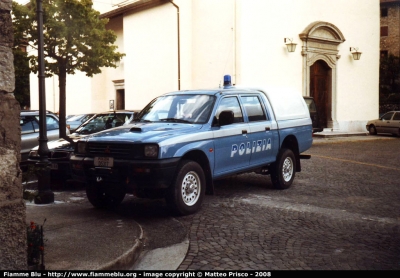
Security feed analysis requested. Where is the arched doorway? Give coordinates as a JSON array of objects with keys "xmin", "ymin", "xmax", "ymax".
[
  {"xmin": 310, "ymin": 60, "xmax": 331, "ymax": 128},
  {"xmin": 300, "ymin": 21, "xmax": 345, "ymax": 130}
]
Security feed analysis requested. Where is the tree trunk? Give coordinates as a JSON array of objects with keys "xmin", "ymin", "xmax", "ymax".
[{"xmin": 58, "ymin": 63, "xmax": 70, "ymax": 142}]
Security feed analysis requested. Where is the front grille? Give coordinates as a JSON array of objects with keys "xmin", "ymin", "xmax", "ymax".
[{"xmin": 87, "ymin": 143, "xmax": 143, "ymax": 159}]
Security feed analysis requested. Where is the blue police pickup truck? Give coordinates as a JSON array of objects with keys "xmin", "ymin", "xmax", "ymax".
[{"xmin": 70, "ymin": 76, "xmax": 313, "ymax": 215}]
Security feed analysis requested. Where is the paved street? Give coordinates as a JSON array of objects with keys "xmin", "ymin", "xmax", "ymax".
[
  {"xmin": 29, "ymin": 136, "xmax": 400, "ymax": 270},
  {"xmin": 171, "ymin": 136, "xmax": 400, "ymax": 270}
]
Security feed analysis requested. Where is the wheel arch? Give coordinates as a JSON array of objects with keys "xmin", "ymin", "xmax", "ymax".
[
  {"xmin": 280, "ymin": 135, "xmax": 301, "ymax": 172},
  {"xmin": 181, "ymin": 150, "xmax": 214, "ymax": 195}
]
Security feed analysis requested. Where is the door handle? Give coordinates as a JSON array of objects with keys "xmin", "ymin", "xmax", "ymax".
[
  {"xmin": 242, "ymin": 130, "xmax": 247, "ymax": 134},
  {"xmin": 265, "ymin": 127, "xmax": 271, "ymax": 131}
]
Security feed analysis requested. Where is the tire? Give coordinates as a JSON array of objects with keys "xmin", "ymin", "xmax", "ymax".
[
  {"xmin": 270, "ymin": 148, "xmax": 296, "ymax": 190},
  {"xmin": 166, "ymin": 160, "xmax": 206, "ymax": 216},
  {"xmin": 369, "ymin": 125, "xmax": 377, "ymax": 135},
  {"xmin": 86, "ymin": 181, "xmax": 126, "ymax": 209}
]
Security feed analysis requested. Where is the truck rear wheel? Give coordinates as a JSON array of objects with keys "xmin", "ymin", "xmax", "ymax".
[
  {"xmin": 270, "ymin": 148, "xmax": 296, "ymax": 190},
  {"xmin": 166, "ymin": 160, "xmax": 205, "ymax": 216},
  {"xmin": 86, "ymin": 181, "xmax": 126, "ymax": 209}
]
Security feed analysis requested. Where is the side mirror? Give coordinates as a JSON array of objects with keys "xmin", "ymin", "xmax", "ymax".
[{"xmin": 219, "ymin": 110, "xmax": 234, "ymax": 126}]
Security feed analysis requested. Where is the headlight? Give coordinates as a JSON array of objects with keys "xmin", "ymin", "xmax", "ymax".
[
  {"xmin": 76, "ymin": 142, "xmax": 87, "ymax": 154},
  {"xmin": 29, "ymin": 150, "xmax": 39, "ymax": 158},
  {"xmin": 144, "ymin": 145, "xmax": 158, "ymax": 158}
]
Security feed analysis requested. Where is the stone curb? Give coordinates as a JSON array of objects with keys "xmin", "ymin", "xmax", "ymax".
[{"xmin": 97, "ymin": 223, "xmax": 144, "ymax": 270}]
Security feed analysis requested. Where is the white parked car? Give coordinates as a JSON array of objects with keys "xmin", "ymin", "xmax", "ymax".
[{"xmin": 366, "ymin": 111, "xmax": 400, "ymax": 136}]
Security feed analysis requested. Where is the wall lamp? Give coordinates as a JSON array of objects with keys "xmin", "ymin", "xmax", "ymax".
[
  {"xmin": 284, "ymin": 38, "xmax": 297, "ymax": 53},
  {"xmin": 350, "ymin": 47, "xmax": 362, "ymax": 60}
]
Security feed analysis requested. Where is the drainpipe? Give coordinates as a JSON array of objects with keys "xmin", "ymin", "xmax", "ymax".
[{"xmin": 169, "ymin": 0, "xmax": 181, "ymax": 90}]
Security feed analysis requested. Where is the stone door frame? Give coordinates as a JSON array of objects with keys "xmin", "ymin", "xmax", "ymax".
[{"xmin": 300, "ymin": 21, "xmax": 345, "ymax": 129}]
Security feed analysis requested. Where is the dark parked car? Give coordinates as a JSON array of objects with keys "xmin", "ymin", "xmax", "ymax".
[
  {"xmin": 20, "ymin": 110, "xmax": 69, "ymax": 168},
  {"xmin": 303, "ymin": 96, "xmax": 323, "ymax": 133},
  {"xmin": 28, "ymin": 110, "xmax": 139, "ymax": 183},
  {"xmin": 366, "ymin": 111, "xmax": 400, "ymax": 136}
]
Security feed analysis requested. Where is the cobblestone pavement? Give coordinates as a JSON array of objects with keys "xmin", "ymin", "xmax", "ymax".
[{"xmin": 174, "ymin": 136, "xmax": 400, "ymax": 270}]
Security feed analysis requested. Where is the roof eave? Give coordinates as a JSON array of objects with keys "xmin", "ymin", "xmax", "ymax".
[{"xmin": 100, "ymin": 0, "xmax": 169, "ymax": 19}]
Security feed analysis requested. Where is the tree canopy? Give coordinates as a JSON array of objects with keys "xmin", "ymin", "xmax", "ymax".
[
  {"xmin": 13, "ymin": 46, "xmax": 31, "ymax": 109},
  {"xmin": 12, "ymin": 0, "xmax": 125, "ymax": 140}
]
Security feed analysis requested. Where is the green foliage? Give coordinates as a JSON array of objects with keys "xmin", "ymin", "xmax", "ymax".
[
  {"xmin": 12, "ymin": 2, "xmax": 31, "ymax": 108},
  {"xmin": 12, "ymin": 0, "xmax": 125, "ymax": 139},
  {"xmin": 13, "ymin": 47, "xmax": 31, "ymax": 108},
  {"xmin": 12, "ymin": 0, "xmax": 124, "ymax": 77}
]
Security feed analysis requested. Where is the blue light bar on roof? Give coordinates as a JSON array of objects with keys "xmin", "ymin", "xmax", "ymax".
[{"xmin": 223, "ymin": 75, "xmax": 232, "ymax": 87}]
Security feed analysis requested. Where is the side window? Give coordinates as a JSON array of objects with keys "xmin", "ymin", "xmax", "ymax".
[
  {"xmin": 215, "ymin": 97, "xmax": 243, "ymax": 123},
  {"xmin": 20, "ymin": 117, "xmax": 35, "ymax": 134},
  {"xmin": 46, "ymin": 116, "xmax": 59, "ymax": 130},
  {"xmin": 393, "ymin": 112, "xmax": 400, "ymax": 121},
  {"xmin": 382, "ymin": 112, "xmax": 393, "ymax": 121},
  {"xmin": 241, "ymin": 96, "xmax": 267, "ymax": 122}
]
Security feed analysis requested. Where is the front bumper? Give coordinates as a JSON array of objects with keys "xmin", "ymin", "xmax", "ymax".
[{"xmin": 70, "ymin": 155, "xmax": 180, "ymax": 190}]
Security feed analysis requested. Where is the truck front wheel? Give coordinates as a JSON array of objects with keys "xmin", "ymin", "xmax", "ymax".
[
  {"xmin": 270, "ymin": 148, "xmax": 296, "ymax": 190},
  {"xmin": 86, "ymin": 181, "xmax": 126, "ymax": 209},
  {"xmin": 166, "ymin": 160, "xmax": 206, "ymax": 216}
]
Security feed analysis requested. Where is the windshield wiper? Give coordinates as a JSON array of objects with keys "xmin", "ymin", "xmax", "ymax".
[{"xmin": 159, "ymin": 118, "xmax": 191, "ymax": 123}]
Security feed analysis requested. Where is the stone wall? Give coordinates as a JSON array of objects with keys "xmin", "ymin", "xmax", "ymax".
[
  {"xmin": 381, "ymin": 1, "xmax": 400, "ymax": 56},
  {"xmin": 0, "ymin": 0, "xmax": 27, "ymax": 270}
]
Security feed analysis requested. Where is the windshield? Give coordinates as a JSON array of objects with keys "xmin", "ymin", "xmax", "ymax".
[
  {"xmin": 75, "ymin": 113, "xmax": 133, "ymax": 134},
  {"xmin": 136, "ymin": 94, "xmax": 215, "ymax": 124}
]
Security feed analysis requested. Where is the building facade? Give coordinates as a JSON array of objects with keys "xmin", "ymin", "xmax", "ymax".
[
  {"xmin": 380, "ymin": 0, "xmax": 400, "ymax": 57},
  {"xmin": 30, "ymin": 0, "xmax": 380, "ymax": 132}
]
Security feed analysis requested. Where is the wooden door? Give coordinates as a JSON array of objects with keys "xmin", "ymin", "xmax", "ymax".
[
  {"xmin": 310, "ymin": 60, "xmax": 330, "ymax": 128},
  {"xmin": 116, "ymin": 89, "xmax": 125, "ymax": 110}
]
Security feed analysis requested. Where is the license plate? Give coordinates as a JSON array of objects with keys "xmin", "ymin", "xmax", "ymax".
[
  {"xmin": 50, "ymin": 163, "xmax": 58, "ymax": 170},
  {"xmin": 94, "ymin": 157, "xmax": 114, "ymax": 168}
]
